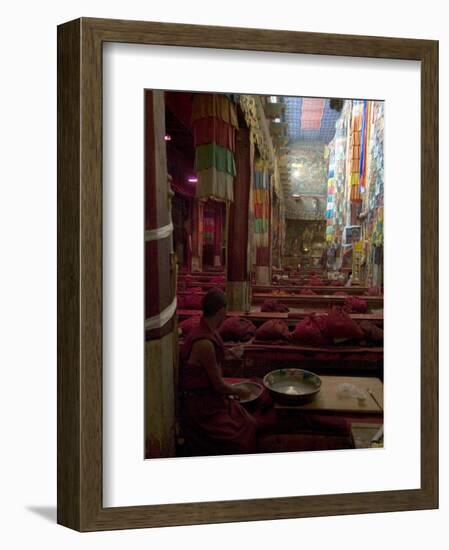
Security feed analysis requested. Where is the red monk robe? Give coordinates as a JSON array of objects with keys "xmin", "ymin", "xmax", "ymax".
[
  {"xmin": 179, "ymin": 317, "xmax": 273, "ymax": 456},
  {"xmin": 179, "ymin": 317, "xmax": 353, "ymax": 456}
]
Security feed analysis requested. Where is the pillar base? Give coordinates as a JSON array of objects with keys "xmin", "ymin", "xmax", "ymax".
[
  {"xmin": 145, "ymin": 332, "xmax": 176, "ymax": 458},
  {"xmin": 226, "ymin": 281, "xmax": 251, "ymax": 312},
  {"xmin": 191, "ymin": 256, "xmax": 202, "ymax": 272},
  {"xmin": 255, "ymin": 266, "xmax": 270, "ymax": 285}
]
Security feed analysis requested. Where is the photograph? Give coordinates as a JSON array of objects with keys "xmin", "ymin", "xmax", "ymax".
[{"xmin": 144, "ymin": 90, "xmax": 385, "ymax": 459}]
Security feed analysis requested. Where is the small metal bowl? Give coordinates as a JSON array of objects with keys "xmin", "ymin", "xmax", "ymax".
[
  {"xmin": 263, "ymin": 368, "xmax": 321, "ymax": 405},
  {"xmin": 231, "ymin": 381, "xmax": 264, "ymax": 404}
]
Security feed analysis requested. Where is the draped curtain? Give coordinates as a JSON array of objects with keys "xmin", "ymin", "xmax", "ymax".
[
  {"xmin": 191, "ymin": 94, "xmax": 238, "ymax": 202},
  {"xmin": 253, "ymin": 159, "xmax": 270, "ymax": 265}
]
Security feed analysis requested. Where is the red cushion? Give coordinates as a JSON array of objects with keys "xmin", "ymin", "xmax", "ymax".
[
  {"xmin": 260, "ymin": 299, "xmax": 290, "ymax": 313},
  {"xmin": 292, "ymin": 315, "xmax": 328, "ymax": 345},
  {"xmin": 326, "ymin": 306, "xmax": 364, "ymax": 342},
  {"xmin": 255, "ymin": 319, "xmax": 291, "ymax": 341},
  {"xmin": 219, "ymin": 316, "xmax": 256, "ymax": 342},
  {"xmin": 179, "ymin": 316, "xmax": 201, "ymax": 336},
  {"xmin": 343, "ymin": 296, "xmax": 369, "ymax": 313}
]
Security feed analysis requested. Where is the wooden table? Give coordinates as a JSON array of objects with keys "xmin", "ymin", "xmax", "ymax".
[
  {"xmin": 252, "ymin": 292, "xmax": 384, "ymax": 310},
  {"xmin": 254, "ymin": 284, "xmax": 373, "ymax": 296},
  {"xmin": 275, "ymin": 376, "xmax": 383, "ymax": 421},
  {"xmin": 351, "ymin": 423, "xmax": 384, "ymax": 448},
  {"xmin": 177, "ymin": 309, "xmax": 384, "ymax": 326}
]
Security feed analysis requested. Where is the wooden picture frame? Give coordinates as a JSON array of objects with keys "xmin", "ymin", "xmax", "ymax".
[{"xmin": 57, "ymin": 17, "xmax": 438, "ymax": 531}]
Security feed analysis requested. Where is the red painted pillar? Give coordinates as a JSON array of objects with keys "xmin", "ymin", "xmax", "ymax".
[
  {"xmin": 144, "ymin": 90, "xmax": 176, "ymax": 458},
  {"xmin": 226, "ymin": 127, "xmax": 251, "ymax": 311}
]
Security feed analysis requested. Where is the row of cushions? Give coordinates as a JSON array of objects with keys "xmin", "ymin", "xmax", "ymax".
[
  {"xmin": 292, "ymin": 308, "xmax": 382, "ymax": 345},
  {"xmin": 179, "ymin": 308, "xmax": 383, "ymax": 345},
  {"xmin": 254, "ymin": 307, "xmax": 382, "ymax": 345}
]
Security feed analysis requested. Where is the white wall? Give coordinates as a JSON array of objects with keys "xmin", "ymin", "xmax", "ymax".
[{"xmin": 0, "ymin": 0, "xmax": 446, "ymax": 548}]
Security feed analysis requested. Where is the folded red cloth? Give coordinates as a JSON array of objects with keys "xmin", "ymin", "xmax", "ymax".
[
  {"xmin": 291, "ymin": 315, "xmax": 329, "ymax": 346},
  {"xmin": 343, "ymin": 296, "xmax": 369, "ymax": 313},
  {"xmin": 260, "ymin": 299, "xmax": 290, "ymax": 313},
  {"xmin": 359, "ymin": 320, "xmax": 384, "ymax": 343},
  {"xmin": 309, "ymin": 276, "xmax": 324, "ymax": 286},
  {"xmin": 179, "ymin": 316, "xmax": 201, "ymax": 336},
  {"xmin": 219, "ymin": 316, "xmax": 256, "ymax": 342},
  {"xmin": 254, "ymin": 319, "xmax": 291, "ymax": 341},
  {"xmin": 300, "ymin": 288, "xmax": 316, "ymax": 295},
  {"xmin": 326, "ymin": 306, "xmax": 364, "ymax": 342}
]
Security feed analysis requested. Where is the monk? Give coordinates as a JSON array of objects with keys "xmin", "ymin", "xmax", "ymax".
[
  {"xmin": 179, "ymin": 288, "xmax": 258, "ymax": 456},
  {"xmin": 179, "ymin": 288, "xmax": 354, "ymax": 456}
]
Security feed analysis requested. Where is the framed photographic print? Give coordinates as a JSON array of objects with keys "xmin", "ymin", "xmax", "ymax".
[{"xmin": 57, "ymin": 17, "xmax": 438, "ymax": 531}]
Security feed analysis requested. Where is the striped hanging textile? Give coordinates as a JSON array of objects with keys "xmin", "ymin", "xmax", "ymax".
[
  {"xmin": 192, "ymin": 94, "xmax": 237, "ymax": 202},
  {"xmin": 192, "ymin": 117, "xmax": 236, "ymax": 152},
  {"xmin": 194, "ymin": 143, "xmax": 236, "ymax": 176},
  {"xmin": 191, "ymin": 93, "xmax": 239, "ymax": 128},
  {"xmin": 349, "ymin": 102, "xmax": 363, "ymax": 203},
  {"xmin": 253, "ymin": 160, "xmax": 270, "ymax": 250}
]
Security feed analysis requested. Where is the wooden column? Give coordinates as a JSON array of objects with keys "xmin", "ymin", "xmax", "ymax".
[
  {"xmin": 227, "ymin": 128, "xmax": 251, "ymax": 311},
  {"xmin": 255, "ymin": 168, "xmax": 271, "ymax": 285},
  {"xmin": 144, "ymin": 90, "xmax": 176, "ymax": 458},
  {"xmin": 213, "ymin": 202, "xmax": 223, "ymax": 267},
  {"xmin": 191, "ymin": 200, "xmax": 204, "ymax": 272}
]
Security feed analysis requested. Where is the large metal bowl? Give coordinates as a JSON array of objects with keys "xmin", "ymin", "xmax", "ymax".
[
  {"xmin": 231, "ymin": 381, "xmax": 264, "ymax": 404},
  {"xmin": 263, "ymin": 368, "xmax": 321, "ymax": 405}
]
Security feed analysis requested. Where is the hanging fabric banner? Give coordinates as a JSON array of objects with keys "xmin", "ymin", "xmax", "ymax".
[
  {"xmin": 191, "ymin": 93, "xmax": 239, "ymax": 128},
  {"xmin": 192, "ymin": 93, "xmax": 237, "ymax": 203},
  {"xmin": 192, "ymin": 117, "xmax": 236, "ymax": 152},
  {"xmin": 194, "ymin": 142, "xmax": 236, "ymax": 176}
]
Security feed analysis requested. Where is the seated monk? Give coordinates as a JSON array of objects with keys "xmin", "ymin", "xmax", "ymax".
[
  {"xmin": 179, "ymin": 289, "xmax": 353, "ymax": 456},
  {"xmin": 179, "ymin": 289, "xmax": 259, "ymax": 456}
]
